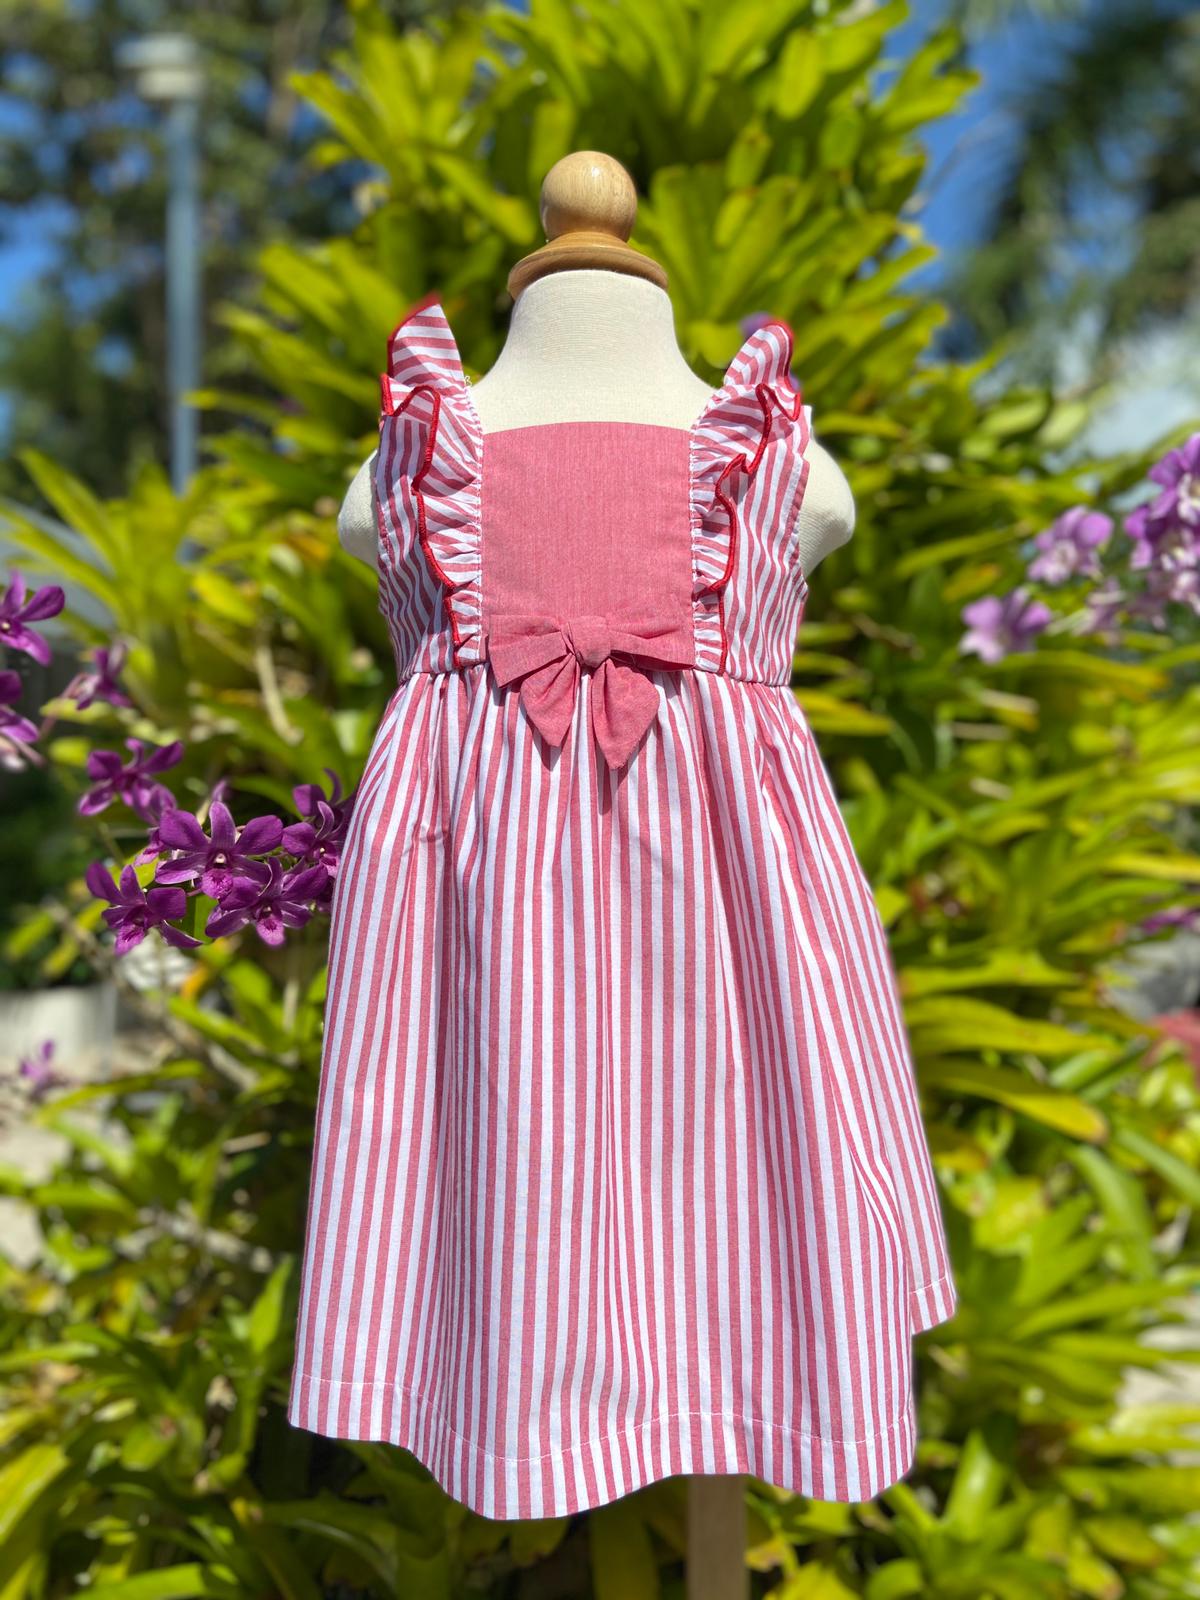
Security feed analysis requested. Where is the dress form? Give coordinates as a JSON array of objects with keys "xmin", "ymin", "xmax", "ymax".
[
  {"xmin": 336, "ymin": 155, "xmax": 858, "ymax": 1598},
  {"xmin": 336, "ymin": 176, "xmax": 854, "ymax": 579}
]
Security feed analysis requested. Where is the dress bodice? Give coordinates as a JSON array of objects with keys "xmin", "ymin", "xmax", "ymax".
[{"xmin": 373, "ymin": 299, "xmax": 813, "ymax": 769}]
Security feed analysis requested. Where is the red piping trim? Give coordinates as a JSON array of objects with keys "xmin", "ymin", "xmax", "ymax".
[
  {"xmin": 696, "ymin": 320, "xmax": 806, "ymax": 675},
  {"xmin": 380, "ymin": 297, "xmax": 483, "ymax": 665},
  {"xmin": 382, "ymin": 380, "xmax": 469, "ymax": 657},
  {"xmin": 400, "ymin": 290, "xmax": 443, "ymax": 324}
]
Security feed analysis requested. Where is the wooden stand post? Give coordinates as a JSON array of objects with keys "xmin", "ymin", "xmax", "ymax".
[{"xmin": 686, "ymin": 1475, "xmax": 748, "ymax": 1599}]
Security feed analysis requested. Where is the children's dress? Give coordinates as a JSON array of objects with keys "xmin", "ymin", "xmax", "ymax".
[{"xmin": 288, "ymin": 298, "xmax": 956, "ymax": 1520}]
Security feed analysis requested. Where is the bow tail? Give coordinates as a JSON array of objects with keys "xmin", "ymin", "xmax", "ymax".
[
  {"xmin": 516, "ymin": 653, "xmax": 579, "ymax": 750},
  {"xmin": 589, "ymin": 658, "xmax": 662, "ymax": 769}
]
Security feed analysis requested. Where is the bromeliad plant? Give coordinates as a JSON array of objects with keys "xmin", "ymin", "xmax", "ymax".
[{"xmin": 2, "ymin": 0, "xmax": 1200, "ymax": 1596}]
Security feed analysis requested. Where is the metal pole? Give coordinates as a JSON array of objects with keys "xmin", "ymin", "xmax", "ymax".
[
  {"xmin": 116, "ymin": 34, "xmax": 204, "ymax": 496},
  {"xmin": 165, "ymin": 95, "xmax": 200, "ymax": 494}
]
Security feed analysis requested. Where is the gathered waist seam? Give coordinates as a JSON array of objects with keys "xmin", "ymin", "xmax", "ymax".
[{"xmin": 397, "ymin": 661, "xmax": 793, "ymax": 692}]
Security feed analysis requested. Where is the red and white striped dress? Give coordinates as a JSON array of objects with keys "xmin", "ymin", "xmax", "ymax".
[{"xmin": 288, "ymin": 298, "xmax": 956, "ymax": 1520}]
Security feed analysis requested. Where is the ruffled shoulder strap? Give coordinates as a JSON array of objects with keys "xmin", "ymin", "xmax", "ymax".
[
  {"xmin": 376, "ymin": 297, "xmax": 485, "ymax": 667},
  {"xmin": 382, "ymin": 294, "xmax": 473, "ymax": 405},
  {"xmin": 689, "ymin": 319, "xmax": 812, "ymax": 674}
]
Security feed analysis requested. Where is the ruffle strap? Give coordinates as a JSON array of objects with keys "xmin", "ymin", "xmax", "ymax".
[
  {"xmin": 377, "ymin": 298, "xmax": 485, "ymax": 667},
  {"xmin": 689, "ymin": 320, "xmax": 811, "ymax": 674}
]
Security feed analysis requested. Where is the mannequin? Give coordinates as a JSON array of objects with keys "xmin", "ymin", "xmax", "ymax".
[
  {"xmin": 337, "ymin": 277, "xmax": 854, "ymax": 578},
  {"xmin": 335, "ymin": 155, "xmax": 858, "ymax": 1598}
]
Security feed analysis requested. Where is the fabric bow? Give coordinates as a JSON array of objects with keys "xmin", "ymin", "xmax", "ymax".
[{"xmin": 487, "ymin": 612, "xmax": 694, "ymax": 770}]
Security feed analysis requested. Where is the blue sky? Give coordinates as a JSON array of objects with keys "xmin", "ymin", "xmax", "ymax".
[
  {"xmin": 891, "ymin": 1, "xmax": 1071, "ymax": 273},
  {"xmin": 0, "ymin": 4, "xmax": 1064, "ymax": 311},
  {"xmin": 0, "ymin": 4, "xmax": 1051, "ymax": 447},
  {"xmin": 3, "ymin": 0, "xmax": 1195, "ymax": 455}
]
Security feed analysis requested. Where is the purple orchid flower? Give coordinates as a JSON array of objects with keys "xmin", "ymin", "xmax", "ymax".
[
  {"xmin": 1141, "ymin": 905, "xmax": 1200, "ymax": 935},
  {"xmin": 1125, "ymin": 499, "xmax": 1200, "ymax": 575},
  {"xmin": 1028, "ymin": 508, "xmax": 1112, "ymax": 585},
  {"xmin": 0, "ymin": 669, "xmax": 40, "ymax": 770},
  {"xmin": 959, "ymin": 588, "xmax": 1053, "ymax": 664},
  {"xmin": 282, "ymin": 804, "xmax": 343, "ymax": 891},
  {"xmin": 133, "ymin": 786, "xmax": 180, "ymax": 866},
  {"xmin": 18, "ymin": 1039, "xmax": 65, "ymax": 1103},
  {"xmin": 85, "ymin": 861, "xmax": 202, "ymax": 955},
  {"xmin": 0, "ymin": 571, "xmax": 65, "ymax": 666},
  {"xmin": 1145, "ymin": 432, "xmax": 1200, "ymax": 530},
  {"xmin": 287, "ymin": 770, "xmax": 353, "ymax": 896},
  {"xmin": 1127, "ymin": 561, "xmax": 1200, "ymax": 628},
  {"xmin": 205, "ymin": 859, "xmax": 330, "ymax": 947},
  {"xmin": 740, "ymin": 311, "xmax": 775, "ymax": 336},
  {"xmin": 293, "ymin": 768, "xmax": 352, "ymax": 827},
  {"xmin": 284, "ymin": 795, "xmax": 348, "ymax": 872},
  {"xmin": 156, "ymin": 800, "xmax": 283, "ymax": 900},
  {"xmin": 1080, "ymin": 578, "xmax": 1128, "ymax": 640},
  {"xmin": 69, "ymin": 640, "xmax": 133, "ymax": 710},
  {"xmin": 78, "ymin": 737, "xmax": 184, "ymax": 819}
]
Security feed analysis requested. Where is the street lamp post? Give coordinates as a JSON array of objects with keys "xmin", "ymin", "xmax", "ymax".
[{"xmin": 117, "ymin": 35, "xmax": 204, "ymax": 496}]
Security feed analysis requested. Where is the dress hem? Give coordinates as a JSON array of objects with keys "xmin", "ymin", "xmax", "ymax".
[
  {"xmin": 909, "ymin": 1270, "xmax": 958, "ymax": 1334},
  {"xmin": 287, "ymin": 1376, "xmax": 922, "ymax": 1520}
]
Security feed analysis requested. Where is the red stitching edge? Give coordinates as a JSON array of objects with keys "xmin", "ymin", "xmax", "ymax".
[
  {"xmin": 383, "ymin": 380, "xmax": 468, "ymax": 657},
  {"xmin": 379, "ymin": 296, "xmax": 480, "ymax": 664},
  {"xmin": 697, "ymin": 320, "xmax": 805, "ymax": 675}
]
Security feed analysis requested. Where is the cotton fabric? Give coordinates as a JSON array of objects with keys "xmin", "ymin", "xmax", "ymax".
[{"xmin": 288, "ymin": 298, "xmax": 957, "ymax": 1519}]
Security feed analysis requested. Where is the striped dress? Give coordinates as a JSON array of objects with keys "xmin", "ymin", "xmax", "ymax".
[{"xmin": 288, "ymin": 297, "xmax": 957, "ymax": 1520}]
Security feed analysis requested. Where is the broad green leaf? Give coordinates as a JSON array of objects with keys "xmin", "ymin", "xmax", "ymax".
[
  {"xmin": 773, "ymin": 30, "xmax": 823, "ymax": 118},
  {"xmin": 1111, "ymin": 1126, "xmax": 1200, "ymax": 1207},
  {"xmin": 776, "ymin": 1563, "xmax": 859, "ymax": 1598},
  {"xmin": 794, "ymin": 690, "xmax": 894, "ymax": 734},
  {"xmin": 906, "ymin": 997, "xmax": 1110, "ymax": 1059},
  {"xmin": 0, "ymin": 1443, "xmax": 71, "ymax": 1545},
  {"xmin": 1102, "ymin": 850, "xmax": 1200, "ymax": 881},
  {"xmin": 1081, "ymin": 1516, "xmax": 1163, "ymax": 1567},
  {"xmin": 247, "ymin": 1258, "xmax": 293, "ymax": 1355},
  {"xmin": 901, "ymin": 950, "xmax": 1073, "ymax": 997},
  {"xmin": 1010, "ymin": 1279, "xmax": 1194, "ymax": 1339},
  {"xmin": 18, "ymin": 450, "xmax": 122, "ymax": 564},
  {"xmin": 942, "ymin": 1417, "xmax": 1014, "ymax": 1538},
  {"xmin": 192, "ymin": 571, "xmax": 259, "ymax": 628},
  {"xmin": 83, "ymin": 1567, "xmax": 240, "ymax": 1600},
  {"xmin": 229, "ymin": 1500, "xmax": 324, "ymax": 1600},
  {"xmin": 920, "ymin": 1059, "xmax": 1108, "ymax": 1140}
]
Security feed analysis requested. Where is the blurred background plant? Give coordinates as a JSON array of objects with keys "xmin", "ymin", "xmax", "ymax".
[{"xmin": 2, "ymin": 0, "xmax": 1200, "ymax": 1596}]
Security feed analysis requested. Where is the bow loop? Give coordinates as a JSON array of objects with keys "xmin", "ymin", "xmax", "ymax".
[{"xmin": 486, "ymin": 612, "xmax": 693, "ymax": 770}]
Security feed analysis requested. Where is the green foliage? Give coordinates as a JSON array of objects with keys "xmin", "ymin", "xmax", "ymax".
[
  {"xmin": 3, "ymin": 0, "xmax": 1200, "ymax": 1595},
  {"xmin": 0, "ymin": 0, "xmax": 357, "ymax": 501}
]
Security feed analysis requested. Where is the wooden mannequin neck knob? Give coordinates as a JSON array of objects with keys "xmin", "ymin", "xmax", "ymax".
[{"xmin": 507, "ymin": 150, "xmax": 668, "ymax": 300}]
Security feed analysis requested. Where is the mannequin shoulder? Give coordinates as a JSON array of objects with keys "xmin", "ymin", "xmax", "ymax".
[
  {"xmin": 338, "ymin": 452, "xmax": 379, "ymax": 570},
  {"xmin": 794, "ymin": 431, "xmax": 855, "ymax": 577}
]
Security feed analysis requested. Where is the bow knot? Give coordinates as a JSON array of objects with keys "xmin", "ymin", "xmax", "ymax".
[
  {"xmin": 562, "ymin": 614, "xmax": 614, "ymax": 669},
  {"xmin": 486, "ymin": 611, "xmax": 694, "ymax": 770}
]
